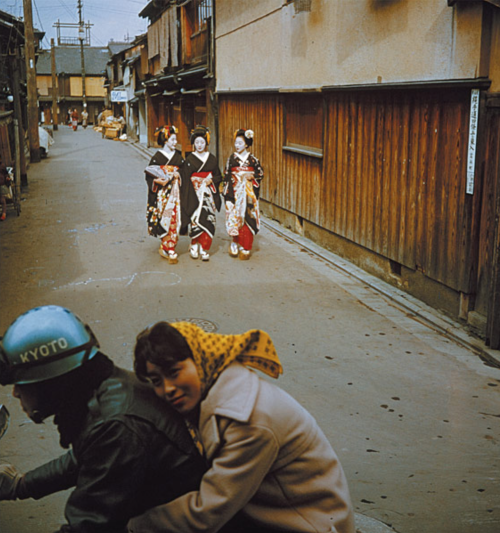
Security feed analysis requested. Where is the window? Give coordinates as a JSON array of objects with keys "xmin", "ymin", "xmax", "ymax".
[
  {"xmin": 195, "ymin": 0, "xmax": 212, "ymax": 33},
  {"xmin": 283, "ymin": 94, "xmax": 324, "ymax": 158}
]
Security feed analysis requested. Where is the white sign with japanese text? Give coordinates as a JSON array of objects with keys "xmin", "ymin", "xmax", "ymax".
[
  {"xmin": 111, "ymin": 91, "xmax": 127, "ymax": 103},
  {"xmin": 466, "ymin": 89, "xmax": 479, "ymax": 195}
]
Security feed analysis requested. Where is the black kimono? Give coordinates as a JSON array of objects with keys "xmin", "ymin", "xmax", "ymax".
[
  {"xmin": 145, "ymin": 149, "xmax": 187, "ymax": 239},
  {"xmin": 223, "ymin": 152, "xmax": 264, "ymax": 238},
  {"xmin": 181, "ymin": 152, "xmax": 222, "ymax": 241}
]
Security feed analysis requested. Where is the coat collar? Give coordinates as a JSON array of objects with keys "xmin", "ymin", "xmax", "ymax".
[{"xmin": 199, "ymin": 363, "xmax": 260, "ymax": 459}]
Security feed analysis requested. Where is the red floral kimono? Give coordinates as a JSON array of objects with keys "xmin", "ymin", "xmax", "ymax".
[
  {"xmin": 145, "ymin": 150, "xmax": 185, "ymax": 250},
  {"xmin": 223, "ymin": 152, "xmax": 264, "ymax": 250}
]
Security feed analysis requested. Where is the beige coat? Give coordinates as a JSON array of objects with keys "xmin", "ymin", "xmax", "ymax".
[{"xmin": 129, "ymin": 363, "xmax": 355, "ymax": 533}]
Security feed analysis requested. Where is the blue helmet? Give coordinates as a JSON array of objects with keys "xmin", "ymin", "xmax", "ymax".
[{"xmin": 0, "ymin": 306, "xmax": 100, "ymax": 385}]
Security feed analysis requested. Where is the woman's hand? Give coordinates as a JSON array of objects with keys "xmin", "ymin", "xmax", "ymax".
[{"xmin": 154, "ymin": 177, "xmax": 169, "ymax": 187}]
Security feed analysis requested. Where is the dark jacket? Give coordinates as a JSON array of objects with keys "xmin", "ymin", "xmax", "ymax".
[{"xmin": 20, "ymin": 355, "xmax": 206, "ymax": 533}]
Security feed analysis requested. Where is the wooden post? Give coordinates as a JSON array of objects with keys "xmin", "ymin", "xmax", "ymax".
[
  {"xmin": 486, "ymin": 103, "xmax": 500, "ymax": 349},
  {"xmin": 10, "ymin": 49, "xmax": 28, "ymax": 186},
  {"xmin": 23, "ymin": 0, "xmax": 40, "ymax": 162},
  {"xmin": 51, "ymin": 38, "xmax": 59, "ymax": 131},
  {"xmin": 488, "ymin": 193, "xmax": 500, "ymax": 349},
  {"xmin": 78, "ymin": 0, "xmax": 87, "ymax": 109},
  {"xmin": 14, "ymin": 118, "xmax": 22, "ymax": 211}
]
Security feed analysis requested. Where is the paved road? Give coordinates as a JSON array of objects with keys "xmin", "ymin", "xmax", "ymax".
[{"xmin": 0, "ymin": 126, "xmax": 499, "ymax": 533}]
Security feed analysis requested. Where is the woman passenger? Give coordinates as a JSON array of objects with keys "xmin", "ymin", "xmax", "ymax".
[{"xmin": 129, "ymin": 321, "xmax": 355, "ymax": 533}]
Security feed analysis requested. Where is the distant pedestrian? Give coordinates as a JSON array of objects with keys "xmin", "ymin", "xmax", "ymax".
[
  {"xmin": 181, "ymin": 125, "xmax": 222, "ymax": 261},
  {"xmin": 71, "ymin": 108, "xmax": 79, "ymax": 131},
  {"xmin": 223, "ymin": 128, "xmax": 264, "ymax": 260},
  {"xmin": 81, "ymin": 108, "xmax": 88, "ymax": 129},
  {"xmin": 145, "ymin": 125, "xmax": 185, "ymax": 264}
]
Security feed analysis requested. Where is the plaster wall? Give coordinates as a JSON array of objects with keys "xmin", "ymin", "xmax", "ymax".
[
  {"xmin": 216, "ymin": 0, "xmax": 485, "ymax": 91},
  {"xmin": 490, "ymin": 10, "xmax": 500, "ymax": 91}
]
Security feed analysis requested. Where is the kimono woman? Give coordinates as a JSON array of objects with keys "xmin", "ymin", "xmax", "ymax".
[
  {"xmin": 129, "ymin": 322, "xmax": 356, "ymax": 533},
  {"xmin": 223, "ymin": 128, "xmax": 264, "ymax": 260},
  {"xmin": 181, "ymin": 125, "xmax": 222, "ymax": 261},
  {"xmin": 71, "ymin": 108, "xmax": 79, "ymax": 131},
  {"xmin": 145, "ymin": 125, "xmax": 185, "ymax": 264}
]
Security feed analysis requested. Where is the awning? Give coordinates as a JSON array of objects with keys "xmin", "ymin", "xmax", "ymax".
[
  {"xmin": 56, "ymin": 96, "xmax": 106, "ymax": 103},
  {"xmin": 180, "ymin": 88, "xmax": 204, "ymax": 95},
  {"xmin": 176, "ymin": 66, "xmax": 208, "ymax": 82},
  {"xmin": 124, "ymin": 55, "xmax": 141, "ymax": 66}
]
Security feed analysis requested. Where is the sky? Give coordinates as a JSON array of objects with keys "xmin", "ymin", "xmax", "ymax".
[{"xmin": 3, "ymin": 0, "xmax": 150, "ymax": 49}]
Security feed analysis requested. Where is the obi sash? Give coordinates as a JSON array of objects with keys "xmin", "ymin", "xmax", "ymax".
[
  {"xmin": 231, "ymin": 166, "xmax": 254, "ymax": 173},
  {"xmin": 191, "ymin": 171, "xmax": 216, "ymax": 194},
  {"xmin": 230, "ymin": 167, "xmax": 259, "ymax": 189},
  {"xmin": 192, "ymin": 171, "xmax": 212, "ymax": 178}
]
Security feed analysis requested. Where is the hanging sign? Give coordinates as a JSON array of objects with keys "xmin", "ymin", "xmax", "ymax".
[
  {"xmin": 111, "ymin": 90, "xmax": 127, "ymax": 102},
  {"xmin": 466, "ymin": 89, "xmax": 479, "ymax": 195}
]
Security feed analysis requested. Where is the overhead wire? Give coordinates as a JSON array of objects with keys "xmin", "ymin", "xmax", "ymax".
[{"xmin": 4, "ymin": 0, "xmax": 148, "ymax": 49}]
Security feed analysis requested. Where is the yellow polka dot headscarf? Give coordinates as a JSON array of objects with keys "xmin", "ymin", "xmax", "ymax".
[{"xmin": 171, "ymin": 322, "xmax": 283, "ymax": 396}]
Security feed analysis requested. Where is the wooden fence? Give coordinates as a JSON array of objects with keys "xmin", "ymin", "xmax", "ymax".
[{"xmin": 218, "ymin": 87, "xmax": 484, "ymax": 298}]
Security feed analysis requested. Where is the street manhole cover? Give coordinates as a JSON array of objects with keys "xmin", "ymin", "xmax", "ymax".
[{"xmin": 168, "ymin": 318, "xmax": 219, "ymax": 333}]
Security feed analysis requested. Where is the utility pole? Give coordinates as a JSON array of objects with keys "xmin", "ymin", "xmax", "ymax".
[
  {"xmin": 78, "ymin": 0, "xmax": 87, "ymax": 110},
  {"xmin": 23, "ymin": 0, "xmax": 40, "ymax": 163},
  {"xmin": 51, "ymin": 38, "xmax": 59, "ymax": 131}
]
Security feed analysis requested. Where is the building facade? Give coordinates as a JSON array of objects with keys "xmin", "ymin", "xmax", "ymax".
[
  {"xmin": 0, "ymin": 8, "xmax": 44, "ymax": 179},
  {"xmin": 215, "ymin": 0, "xmax": 500, "ymax": 347},
  {"xmin": 138, "ymin": 0, "xmax": 215, "ymax": 155},
  {"xmin": 106, "ymin": 36, "xmax": 148, "ymax": 142}
]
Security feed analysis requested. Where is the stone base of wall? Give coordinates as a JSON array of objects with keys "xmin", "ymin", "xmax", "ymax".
[{"xmin": 260, "ymin": 200, "xmax": 485, "ymax": 336}]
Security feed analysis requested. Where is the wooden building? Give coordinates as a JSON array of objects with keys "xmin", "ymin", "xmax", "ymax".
[
  {"xmin": 0, "ymin": 8, "xmax": 26, "ymax": 168},
  {"xmin": 106, "ymin": 36, "xmax": 148, "ymax": 143},
  {"xmin": 215, "ymin": 0, "xmax": 500, "ymax": 347},
  {"xmin": 36, "ymin": 46, "xmax": 111, "ymax": 127},
  {"xmin": 0, "ymin": 8, "xmax": 43, "ymax": 180},
  {"xmin": 138, "ymin": 0, "xmax": 215, "ymax": 155}
]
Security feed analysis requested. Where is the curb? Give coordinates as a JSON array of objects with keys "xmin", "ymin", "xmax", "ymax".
[
  {"xmin": 127, "ymin": 139, "xmax": 155, "ymax": 160},
  {"xmin": 262, "ymin": 218, "xmax": 500, "ymax": 369},
  {"xmin": 355, "ymin": 513, "xmax": 398, "ymax": 533}
]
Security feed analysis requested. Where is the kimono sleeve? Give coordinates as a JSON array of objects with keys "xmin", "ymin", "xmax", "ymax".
[
  {"xmin": 223, "ymin": 154, "xmax": 236, "ymax": 201},
  {"xmin": 251, "ymin": 155, "xmax": 264, "ymax": 199}
]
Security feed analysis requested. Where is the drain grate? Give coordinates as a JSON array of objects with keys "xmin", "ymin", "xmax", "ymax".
[{"xmin": 168, "ymin": 318, "xmax": 219, "ymax": 333}]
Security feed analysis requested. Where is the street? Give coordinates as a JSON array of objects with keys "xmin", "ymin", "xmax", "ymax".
[{"xmin": 0, "ymin": 126, "xmax": 499, "ymax": 533}]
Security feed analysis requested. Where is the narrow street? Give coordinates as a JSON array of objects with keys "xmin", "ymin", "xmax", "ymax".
[{"xmin": 0, "ymin": 126, "xmax": 499, "ymax": 533}]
